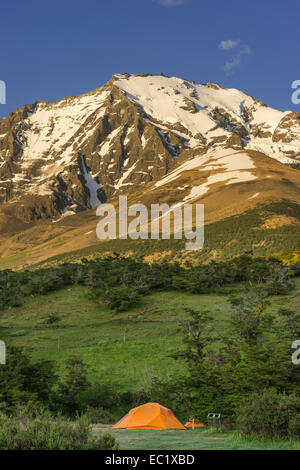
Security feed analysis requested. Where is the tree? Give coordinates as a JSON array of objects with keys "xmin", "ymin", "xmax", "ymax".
[
  {"xmin": 173, "ymin": 308, "xmax": 214, "ymax": 366},
  {"xmin": 229, "ymin": 288, "xmax": 272, "ymax": 345},
  {"xmin": 0, "ymin": 345, "xmax": 57, "ymax": 408},
  {"xmin": 221, "ymin": 288, "xmax": 300, "ymax": 407},
  {"xmin": 278, "ymin": 307, "xmax": 300, "ymax": 339},
  {"xmin": 56, "ymin": 356, "xmax": 90, "ymax": 416},
  {"xmin": 162, "ymin": 285, "xmax": 300, "ymax": 419}
]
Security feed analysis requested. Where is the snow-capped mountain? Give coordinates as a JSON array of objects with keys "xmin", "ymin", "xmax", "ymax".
[{"xmin": 0, "ymin": 72, "xmax": 299, "ymax": 227}]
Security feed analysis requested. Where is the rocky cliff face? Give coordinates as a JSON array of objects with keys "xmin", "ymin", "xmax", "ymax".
[{"xmin": 0, "ymin": 73, "xmax": 299, "ymax": 225}]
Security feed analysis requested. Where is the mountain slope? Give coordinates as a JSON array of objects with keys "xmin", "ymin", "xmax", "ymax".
[
  {"xmin": 0, "ymin": 73, "xmax": 299, "ymax": 268},
  {"xmin": 0, "ymin": 73, "xmax": 300, "ymax": 223},
  {"xmin": 114, "ymin": 73, "xmax": 300, "ymax": 165}
]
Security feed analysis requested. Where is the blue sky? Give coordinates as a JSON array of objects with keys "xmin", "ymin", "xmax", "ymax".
[{"xmin": 0, "ymin": 0, "xmax": 299, "ymax": 118}]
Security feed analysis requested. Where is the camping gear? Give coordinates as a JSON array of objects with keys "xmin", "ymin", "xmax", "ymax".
[
  {"xmin": 112, "ymin": 402, "xmax": 186, "ymax": 430},
  {"xmin": 207, "ymin": 413, "xmax": 222, "ymax": 426},
  {"xmin": 184, "ymin": 417, "xmax": 204, "ymax": 429},
  {"xmin": 206, "ymin": 413, "xmax": 233, "ymax": 429}
]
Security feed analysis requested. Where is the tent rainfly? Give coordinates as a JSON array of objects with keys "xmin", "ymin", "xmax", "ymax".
[{"xmin": 112, "ymin": 402, "xmax": 186, "ymax": 430}]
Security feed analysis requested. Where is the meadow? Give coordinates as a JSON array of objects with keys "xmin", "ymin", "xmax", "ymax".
[
  {"xmin": 0, "ymin": 276, "xmax": 299, "ymax": 395},
  {"xmin": 0, "ymin": 286, "xmax": 228, "ymax": 391},
  {"xmin": 93, "ymin": 427, "xmax": 300, "ymax": 450}
]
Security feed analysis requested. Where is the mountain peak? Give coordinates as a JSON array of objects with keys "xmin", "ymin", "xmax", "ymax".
[{"xmin": 0, "ymin": 72, "xmax": 299, "ymax": 229}]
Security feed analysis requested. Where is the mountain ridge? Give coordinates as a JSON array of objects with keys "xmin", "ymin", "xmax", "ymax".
[{"xmin": 0, "ymin": 73, "xmax": 299, "ymax": 268}]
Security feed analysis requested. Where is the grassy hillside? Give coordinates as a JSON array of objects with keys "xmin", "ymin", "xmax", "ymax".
[
  {"xmin": 1, "ymin": 277, "xmax": 299, "ymax": 393},
  {"xmin": 0, "ymin": 286, "xmax": 223, "ymax": 390},
  {"xmin": 0, "ymin": 201, "xmax": 299, "ymax": 270}
]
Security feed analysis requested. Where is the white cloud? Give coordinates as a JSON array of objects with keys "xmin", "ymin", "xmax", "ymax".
[
  {"xmin": 219, "ymin": 40, "xmax": 251, "ymax": 74},
  {"xmin": 223, "ymin": 44, "xmax": 251, "ymax": 74},
  {"xmin": 154, "ymin": 0, "xmax": 185, "ymax": 6},
  {"xmin": 218, "ymin": 39, "xmax": 239, "ymax": 50}
]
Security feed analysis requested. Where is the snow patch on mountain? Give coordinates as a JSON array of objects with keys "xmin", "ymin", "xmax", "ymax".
[
  {"xmin": 184, "ymin": 170, "xmax": 257, "ymax": 202},
  {"xmin": 114, "ymin": 74, "xmax": 300, "ymax": 166},
  {"xmin": 115, "ymin": 161, "xmax": 138, "ymax": 189},
  {"xmin": 80, "ymin": 154, "xmax": 102, "ymax": 208},
  {"xmin": 249, "ymin": 192, "xmax": 260, "ymax": 200},
  {"xmin": 99, "ymin": 127, "xmax": 121, "ymax": 156},
  {"xmin": 154, "ymin": 150, "xmax": 257, "ymax": 199},
  {"xmin": 21, "ymin": 89, "xmax": 109, "ymax": 174}
]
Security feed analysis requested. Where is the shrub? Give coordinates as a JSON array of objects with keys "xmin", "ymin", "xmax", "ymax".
[
  {"xmin": 0, "ymin": 345, "xmax": 57, "ymax": 407},
  {"xmin": 235, "ymin": 389, "xmax": 300, "ymax": 440},
  {"xmin": 37, "ymin": 313, "xmax": 61, "ymax": 325},
  {"xmin": 55, "ymin": 357, "xmax": 90, "ymax": 416},
  {"xmin": 0, "ymin": 405, "xmax": 118, "ymax": 450},
  {"xmin": 102, "ymin": 285, "xmax": 141, "ymax": 312},
  {"xmin": 98, "ymin": 431, "xmax": 119, "ymax": 450},
  {"xmin": 76, "ymin": 378, "xmax": 119, "ymax": 409},
  {"xmin": 85, "ymin": 406, "xmax": 115, "ymax": 425}
]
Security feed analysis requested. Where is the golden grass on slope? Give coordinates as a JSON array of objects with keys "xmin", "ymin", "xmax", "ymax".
[
  {"xmin": 0, "ymin": 150, "xmax": 299, "ymax": 270},
  {"xmin": 259, "ymin": 215, "xmax": 300, "ymax": 230}
]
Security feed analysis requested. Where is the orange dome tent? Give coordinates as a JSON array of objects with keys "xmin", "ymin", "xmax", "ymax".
[{"xmin": 112, "ymin": 402, "xmax": 186, "ymax": 430}]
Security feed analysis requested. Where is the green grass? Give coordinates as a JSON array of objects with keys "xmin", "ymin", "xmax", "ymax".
[
  {"xmin": 93, "ymin": 427, "xmax": 300, "ymax": 450},
  {"xmin": 0, "ymin": 278, "xmax": 299, "ymax": 392},
  {"xmin": 0, "ymin": 286, "xmax": 228, "ymax": 390}
]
